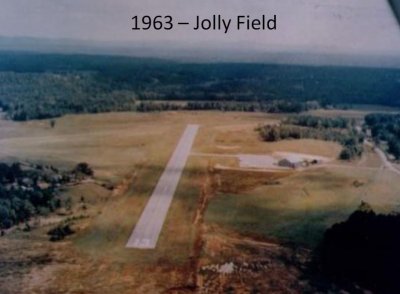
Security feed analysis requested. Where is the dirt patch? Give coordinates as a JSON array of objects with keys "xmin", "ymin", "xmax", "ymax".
[
  {"xmin": 111, "ymin": 171, "xmax": 137, "ymax": 197},
  {"xmin": 188, "ymin": 164, "xmax": 220, "ymax": 289},
  {"xmin": 197, "ymin": 226, "xmax": 313, "ymax": 294},
  {"xmin": 10, "ymin": 235, "xmax": 194, "ymax": 294},
  {"xmin": 213, "ymin": 167, "xmax": 291, "ymax": 194},
  {"xmin": 184, "ymin": 163, "xmax": 306, "ymax": 293},
  {"xmin": 0, "ymin": 236, "xmax": 55, "ymax": 294}
]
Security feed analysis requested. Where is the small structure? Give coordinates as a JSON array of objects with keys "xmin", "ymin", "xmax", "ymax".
[{"xmin": 278, "ymin": 158, "xmax": 303, "ymax": 169}]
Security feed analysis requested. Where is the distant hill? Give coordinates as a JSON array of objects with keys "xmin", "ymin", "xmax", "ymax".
[{"xmin": 1, "ymin": 36, "xmax": 400, "ymax": 68}]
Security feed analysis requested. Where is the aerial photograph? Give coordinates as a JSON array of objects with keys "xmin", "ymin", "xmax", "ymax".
[{"xmin": 0, "ymin": 0, "xmax": 400, "ymax": 293}]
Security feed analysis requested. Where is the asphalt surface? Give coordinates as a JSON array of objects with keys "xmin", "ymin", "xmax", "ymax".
[{"xmin": 126, "ymin": 124, "xmax": 199, "ymax": 249}]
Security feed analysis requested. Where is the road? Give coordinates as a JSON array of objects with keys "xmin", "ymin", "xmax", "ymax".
[
  {"xmin": 373, "ymin": 145, "xmax": 400, "ymax": 176},
  {"xmin": 126, "ymin": 124, "xmax": 199, "ymax": 249},
  {"xmin": 363, "ymin": 140, "xmax": 400, "ymax": 176}
]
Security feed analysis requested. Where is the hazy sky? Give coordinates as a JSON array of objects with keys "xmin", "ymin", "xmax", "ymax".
[{"xmin": 0, "ymin": 0, "xmax": 399, "ymax": 55}]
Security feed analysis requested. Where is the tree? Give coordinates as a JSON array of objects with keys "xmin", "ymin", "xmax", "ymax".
[
  {"xmin": 339, "ymin": 148, "xmax": 351, "ymax": 160},
  {"xmin": 0, "ymin": 205, "xmax": 11, "ymax": 228},
  {"xmin": 73, "ymin": 162, "xmax": 94, "ymax": 176},
  {"xmin": 318, "ymin": 203, "xmax": 400, "ymax": 293},
  {"xmin": 260, "ymin": 125, "xmax": 281, "ymax": 142},
  {"xmin": 388, "ymin": 138, "xmax": 400, "ymax": 160},
  {"xmin": 50, "ymin": 119, "xmax": 56, "ymax": 128}
]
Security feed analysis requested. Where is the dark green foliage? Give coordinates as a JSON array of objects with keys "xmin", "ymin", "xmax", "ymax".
[
  {"xmin": 0, "ymin": 51, "xmax": 399, "ymax": 120},
  {"xmin": 0, "ymin": 72, "xmax": 136, "ymax": 120},
  {"xmin": 284, "ymin": 115, "xmax": 353, "ymax": 129},
  {"xmin": 365, "ymin": 113, "xmax": 400, "ymax": 159},
  {"xmin": 317, "ymin": 203, "xmax": 400, "ymax": 293},
  {"xmin": 50, "ymin": 119, "xmax": 56, "ymax": 128},
  {"xmin": 136, "ymin": 101, "xmax": 184, "ymax": 112},
  {"xmin": 260, "ymin": 125, "xmax": 282, "ymax": 142},
  {"xmin": 338, "ymin": 148, "xmax": 351, "ymax": 160},
  {"xmin": 136, "ymin": 100, "xmax": 316, "ymax": 113},
  {"xmin": 186, "ymin": 100, "xmax": 314, "ymax": 113},
  {"xmin": 73, "ymin": 162, "xmax": 94, "ymax": 176},
  {"xmin": 47, "ymin": 223, "xmax": 74, "ymax": 241},
  {"xmin": 259, "ymin": 124, "xmax": 353, "ymax": 142},
  {"xmin": 258, "ymin": 115, "xmax": 363, "ymax": 160},
  {"xmin": 388, "ymin": 138, "xmax": 400, "ymax": 159},
  {"xmin": 0, "ymin": 163, "xmax": 72, "ymax": 229}
]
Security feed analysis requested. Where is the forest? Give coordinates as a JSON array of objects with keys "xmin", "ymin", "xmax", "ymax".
[
  {"xmin": 0, "ymin": 51, "xmax": 399, "ymax": 120},
  {"xmin": 259, "ymin": 115, "xmax": 364, "ymax": 160},
  {"xmin": 0, "ymin": 162, "xmax": 93, "ymax": 230},
  {"xmin": 317, "ymin": 202, "xmax": 400, "ymax": 294},
  {"xmin": 136, "ymin": 100, "xmax": 319, "ymax": 113},
  {"xmin": 284, "ymin": 115, "xmax": 354, "ymax": 129},
  {"xmin": 365, "ymin": 113, "xmax": 400, "ymax": 159}
]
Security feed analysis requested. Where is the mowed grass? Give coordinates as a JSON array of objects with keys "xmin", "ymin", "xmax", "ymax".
[
  {"xmin": 193, "ymin": 116, "xmax": 341, "ymax": 158},
  {"xmin": 0, "ymin": 112, "xmax": 171, "ymax": 182},
  {"xmin": 205, "ymin": 162, "xmax": 400, "ymax": 248},
  {"xmin": 75, "ymin": 158, "xmax": 202, "ymax": 265}
]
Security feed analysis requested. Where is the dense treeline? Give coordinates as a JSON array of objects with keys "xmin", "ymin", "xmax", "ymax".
[
  {"xmin": 0, "ymin": 162, "xmax": 92, "ymax": 230},
  {"xmin": 258, "ymin": 116, "xmax": 364, "ymax": 159},
  {"xmin": 365, "ymin": 113, "xmax": 400, "ymax": 159},
  {"xmin": 136, "ymin": 100, "xmax": 319, "ymax": 113},
  {"xmin": 316, "ymin": 202, "xmax": 400, "ymax": 293},
  {"xmin": 186, "ymin": 100, "xmax": 319, "ymax": 113},
  {"xmin": 284, "ymin": 115, "xmax": 354, "ymax": 129},
  {"xmin": 0, "ymin": 72, "xmax": 136, "ymax": 120},
  {"xmin": 0, "ymin": 51, "xmax": 399, "ymax": 120}
]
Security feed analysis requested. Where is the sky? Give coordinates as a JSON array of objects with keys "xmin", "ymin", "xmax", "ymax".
[{"xmin": 0, "ymin": 0, "xmax": 399, "ymax": 56}]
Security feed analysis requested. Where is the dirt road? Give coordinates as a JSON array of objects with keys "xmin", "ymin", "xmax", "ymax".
[
  {"xmin": 374, "ymin": 145, "xmax": 400, "ymax": 176},
  {"xmin": 126, "ymin": 124, "xmax": 199, "ymax": 249}
]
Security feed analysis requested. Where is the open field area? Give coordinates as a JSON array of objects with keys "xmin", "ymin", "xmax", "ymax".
[{"xmin": 1, "ymin": 110, "xmax": 400, "ymax": 293}]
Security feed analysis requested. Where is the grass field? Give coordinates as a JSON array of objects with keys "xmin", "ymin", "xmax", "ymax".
[
  {"xmin": 1, "ymin": 110, "xmax": 398, "ymax": 249},
  {"xmin": 0, "ymin": 112, "xmax": 283, "ymax": 286},
  {"xmin": 204, "ymin": 134, "xmax": 400, "ymax": 248},
  {"xmin": 2, "ymin": 110, "xmax": 400, "ymax": 293},
  {"xmin": 205, "ymin": 166, "xmax": 375, "ymax": 247}
]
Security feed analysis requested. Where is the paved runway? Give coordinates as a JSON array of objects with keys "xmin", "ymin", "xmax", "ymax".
[{"xmin": 126, "ymin": 124, "xmax": 199, "ymax": 249}]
